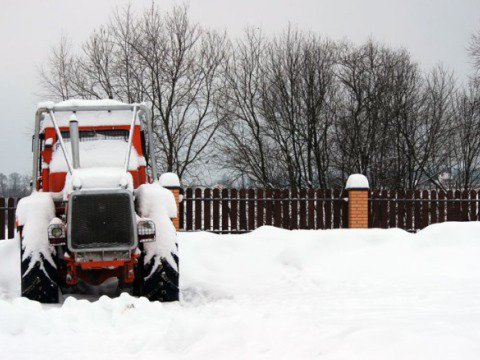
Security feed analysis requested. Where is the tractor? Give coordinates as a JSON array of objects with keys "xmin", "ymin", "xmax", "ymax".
[{"xmin": 16, "ymin": 99, "xmax": 180, "ymax": 303}]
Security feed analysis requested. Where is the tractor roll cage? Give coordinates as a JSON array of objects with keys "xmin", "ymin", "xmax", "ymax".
[{"xmin": 33, "ymin": 102, "xmax": 157, "ymax": 188}]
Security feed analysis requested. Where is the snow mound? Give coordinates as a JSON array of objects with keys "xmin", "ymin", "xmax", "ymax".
[
  {"xmin": 159, "ymin": 172, "xmax": 181, "ymax": 187},
  {"xmin": 50, "ymin": 140, "xmax": 140, "ymax": 173},
  {"xmin": 345, "ymin": 173, "xmax": 369, "ymax": 189},
  {"xmin": 1, "ymin": 222, "xmax": 480, "ymax": 359},
  {"xmin": 136, "ymin": 183, "xmax": 177, "ymax": 269},
  {"xmin": 15, "ymin": 192, "xmax": 56, "ymax": 270}
]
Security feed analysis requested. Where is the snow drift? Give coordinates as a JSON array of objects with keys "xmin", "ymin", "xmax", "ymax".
[{"xmin": 1, "ymin": 223, "xmax": 480, "ymax": 359}]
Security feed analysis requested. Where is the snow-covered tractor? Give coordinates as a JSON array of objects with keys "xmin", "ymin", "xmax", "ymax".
[{"xmin": 16, "ymin": 99, "xmax": 180, "ymax": 303}]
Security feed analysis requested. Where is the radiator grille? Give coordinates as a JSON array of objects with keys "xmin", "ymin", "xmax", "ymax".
[{"xmin": 70, "ymin": 192, "xmax": 135, "ymax": 250}]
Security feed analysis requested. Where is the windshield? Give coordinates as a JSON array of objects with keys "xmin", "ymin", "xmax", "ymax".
[{"xmin": 60, "ymin": 129, "xmax": 129, "ymax": 142}]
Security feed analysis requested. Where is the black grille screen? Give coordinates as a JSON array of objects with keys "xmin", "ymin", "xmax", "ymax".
[{"xmin": 70, "ymin": 192, "xmax": 135, "ymax": 250}]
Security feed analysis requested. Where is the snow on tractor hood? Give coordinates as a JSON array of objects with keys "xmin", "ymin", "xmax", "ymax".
[
  {"xmin": 39, "ymin": 99, "xmax": 140, "ymax": 130},
  {"xmin": 64, "ymin": 167, "xmax": 134, "ymax": 199},
  {"xmin": 49, "ymin": 140, "xmax": 143, "ymax": 173}
]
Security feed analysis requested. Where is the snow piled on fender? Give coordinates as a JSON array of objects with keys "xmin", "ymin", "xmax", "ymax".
[
  {"xmin": 136, "ymin": 183, "xmax": 177, "ymax": 270},
  {"xmin": 15, "ymin": 192, "xmax": 56, "ymax": 270},
  {"xmin": 2, "ymin": 222, "xmax": 480, "ymax": 358}
]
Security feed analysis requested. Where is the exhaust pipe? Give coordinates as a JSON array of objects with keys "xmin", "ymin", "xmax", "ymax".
[{"xmin": 69, "ymin": 114, "xmax": 80, "ymax": 169}]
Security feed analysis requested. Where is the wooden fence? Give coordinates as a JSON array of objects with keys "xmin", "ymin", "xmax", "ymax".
[
  {"xmin": 1, "ymin": 189, "xmax": 479, "ymax": 239},
  {"xmin": 0, "ymin": 198, "xmax": 18, "ymax": 240},
  {"xmin": 179, "ymin": 188, "xmax": 349, "ymax": 233},
  {"xmin": 370, "ymin": 189, "xmax": 480, "ymax": 231}
]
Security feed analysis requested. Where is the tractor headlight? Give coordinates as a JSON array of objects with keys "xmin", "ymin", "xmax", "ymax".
[
  {"xmin": 137, "ymin": 220, "xmax": 156, "ymax": 243},
  {"xmin": 48, "ymin": 223, "xmax": 66, "ymax": 246}
]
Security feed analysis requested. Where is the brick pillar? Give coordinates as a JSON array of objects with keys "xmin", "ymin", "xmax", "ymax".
[
  {"xmin": 164, "ymin": 186, "xmax": 181, "ymax": 231},
  {"xmin": 346, "ymin": 174, "xmax": 370, "ymax": 229},
  {"xmin": 159, "ymin": 172, "xmax": 182, "ymax": 232}
]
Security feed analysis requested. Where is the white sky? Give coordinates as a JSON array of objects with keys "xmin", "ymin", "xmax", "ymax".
[{"xmin": 0, "ymin": 0, "xmax": 478, "ymax": 175}]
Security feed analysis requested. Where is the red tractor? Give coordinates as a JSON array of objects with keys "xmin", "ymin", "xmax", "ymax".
[{"xmin": 16, "ymin": 99, "xmax": 180, "ymax": 303}]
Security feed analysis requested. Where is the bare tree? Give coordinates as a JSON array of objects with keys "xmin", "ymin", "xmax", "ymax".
[
  {"xmin": 39, "ymin": 5, "xmax": 227, "ymax": 184},
  {"xmin": 468, "ymin": 25, "xmax": 480, "ymax": 77},
  {"xmin": 216, "ymin": 29, "xmax": 281, "ymax": 187},
  {"xmin": 39, "ymin": 35, "xmax": 75, "ymax": 100},
  {"xmin": 449, "ymin": 82, "xmax": 480, "ymax": 189}
]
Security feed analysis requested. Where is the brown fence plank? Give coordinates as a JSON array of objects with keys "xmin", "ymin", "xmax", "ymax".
[
  {"xmin": 316, "ymin": 189, "xmax": 324, "ymax": 229},
  {"xmin": 397, "ymin": 190, "xmax": 405, "ymax": 229},
  {"xmin": 446, "ymin": 190, "xmax": 454, "ymax": 221},
  {"xmin": 179, "ymin": 193, "xmax": 184, "ymax": 230},
  {"xmin": 380, "ymin": 190, "xmax": 388, "ymax": 228},
  {"xmin": 341, "ymin": 190, "xmax": 349, "ymax": 228},
  {"xmin": 307, "ymin": 189, "xmax": 315, "ymax": 229},
  {"xmin": 413, "ymin": 190, "xmax": 421, "ymax": 230},
  {"xmin": 239, "ymin": 189, "xmax": 247, "ymax": 231},
  {"xmin": 282, "ymin": 189, "xmax": 290, "ymax": 229},
  {"xmin": 405, "ymin": 190, "xmax": 413, "ymax": 231},
  {"xmin": 273, "ymin": 189, "xmax": 282, "ymax": 228},
  {"xmin": 430, "ymin": 190, "xmax": 437, "ymax": 224},
  {"xmin": 0, "ymin": 198, "xmax": 5, "ymax": 240},
  {"xmin": 421, "ymin": 190, "xmax": 429, "ymax": 229},
  {"xmin": 290, "ymin": 189, "xmax": 298, "ymax": 229},
  {"xmin": 461, "ymin": 190, "xmax": 469, "ymax": 221},
  {"xmin": 212, "ymin": 188, "xmax": 220, "ymax": 231},
  {"xmin": 7, "ymin": 198, "xmax": 15, "ymax": 239},
  {"xmin": 388, "ymin": 190, "xmax": 396, "ymax": 228},
  {"xmin": 438, "ymin": 190, "xmax": 446, "ymax": 223},
  {"xmin": 453, "ymin": 190, "xmax": 461, "ymax": 221},
  {"xmin": 257, "ymin": 189, "xmax": 264, "ymax": 228},
  {"xmin": 299, "ymin": 189, "xmax": 307, "ymax": 229},
  {"xmin": 371, "ymin": 189, "xmax": 380, "ymax": 228},
  {"xmin": 204, "ymin": 188, "xmax": 211, "ymax": 231},
  {"xmin": 247, "ymin": 189, "xmax": 255, "ymax": 230},
  {"xmin": 470, "ymin": 190, "xmax": 477, "ymax": 221},
  {"xmin": 332, "ymin": 189, "xmax": 341, "ymax": 229},
  {"xmin": 185, "ymin": 188, "xmax": 193, "ymax": 231},
  {"xmin": 222, "ymin": 188, "xmax": 230, "ymax": 232},
  {"xmin": 195, "ymin": 188, "xmax": 202, "ymax": 230},
  {"xmin": 324, "ymin": 189, "xmax": 332, "ymax": 229},
  {"xmin": 230, "ymin": 189, "xmax": 238, "ymax": 232},
  {"xmin": 265, "ymin": 189, "xmax": 273, "ymax": 226}
]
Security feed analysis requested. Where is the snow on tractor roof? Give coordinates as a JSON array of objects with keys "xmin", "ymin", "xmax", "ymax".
[
  {"xmin": 49, "ymin": 140, "xmax": 142, "ymax": 173},
  {"xmin": 39, "ymin": 98, "xmax": 140, "ymax": 130}
]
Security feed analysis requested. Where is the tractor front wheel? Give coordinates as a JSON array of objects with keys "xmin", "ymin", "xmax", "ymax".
[
  {"xmin": 20, "ymin": 237, "xmax": 59, "ymax": 304},
  {"xmin": 134, "ymin": 253, "xmax": 179, "ymax": 302}
]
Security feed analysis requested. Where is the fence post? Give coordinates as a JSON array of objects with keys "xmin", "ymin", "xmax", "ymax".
[
  {"xmin": 345, "ymin": 174, "xmax": 370, "ymax": 229},
  {"xmin": 159, "ymin": 173, "xmax": 182, "ymax": 231}
]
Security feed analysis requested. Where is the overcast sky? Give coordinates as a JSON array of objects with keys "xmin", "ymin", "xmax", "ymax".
[{"xmin": 0, "ymin": 0, "xmax": 478, "ymax": 175}]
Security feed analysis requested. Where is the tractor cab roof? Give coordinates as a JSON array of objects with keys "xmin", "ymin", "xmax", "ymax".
[{"xmin": 38, "ymin": 99, "xmax": 142, "ymax": 131}]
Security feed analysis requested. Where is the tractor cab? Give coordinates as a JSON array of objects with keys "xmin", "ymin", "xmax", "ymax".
[{"xmin": 34, "ymin": 99, "xmax": 154, "ymax": 194}]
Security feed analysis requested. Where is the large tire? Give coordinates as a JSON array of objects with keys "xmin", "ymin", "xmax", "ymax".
[
  {"xmin": 134, "ymin": 250, "xmax": 179, "ymax": 302},
  {"xmin": 20, "ymin": 236, "xmax": 59, "ymax": 304}
]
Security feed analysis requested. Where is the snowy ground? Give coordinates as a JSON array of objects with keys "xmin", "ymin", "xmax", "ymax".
[{"xmin": 1, "ymin": 223, "xmax": 480, "ymax": 359}]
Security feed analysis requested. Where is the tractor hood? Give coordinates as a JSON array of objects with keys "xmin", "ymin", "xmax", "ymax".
[{"xmin": 64, "ymin": 167, "xmax": 133, "ymax": 200}]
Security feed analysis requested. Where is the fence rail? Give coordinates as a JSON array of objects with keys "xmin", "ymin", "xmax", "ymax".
[{"xmin": 1, "ymin": 188, "xmax": 479, "ymax": 239}]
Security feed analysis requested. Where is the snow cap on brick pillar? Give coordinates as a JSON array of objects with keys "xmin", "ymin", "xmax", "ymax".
[
  {"xmin": 345, "ymin": 174, "xmax": 369, "ymax": 229},
  {"xmin": 159, "ymin": 172, "xmax": 181, "ymax": 231}
]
